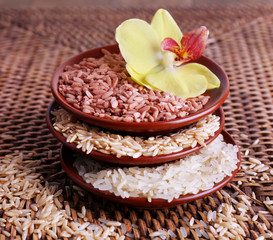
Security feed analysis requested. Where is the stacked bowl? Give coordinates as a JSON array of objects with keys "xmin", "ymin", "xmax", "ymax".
[{"xmin": 46, "ymin": 44, "xmax": 241, "ymax": 208}]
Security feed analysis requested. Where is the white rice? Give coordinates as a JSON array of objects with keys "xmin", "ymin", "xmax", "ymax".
[
  {"xmin": 52, "ymin": 108, "xmax": 220, "ymax": 157},
  {"xmin": 74, "ymin": 134, "xmax": 239, "ymax": 202}
]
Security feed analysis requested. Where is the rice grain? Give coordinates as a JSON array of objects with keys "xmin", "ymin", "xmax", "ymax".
[
  {"xmin": 74, "ymin": 135, "xmax": 239, "ymax": 202},
  {"xmin": 58, "ymin": 50, "xmax": 210, "ymax": 123},
  {"xmin": 52, "ymin": 108, "xmax": 220, "ymax": 158}
]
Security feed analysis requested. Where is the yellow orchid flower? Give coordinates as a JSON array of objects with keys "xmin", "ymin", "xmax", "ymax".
[{"xmin": 115, "ymin": 9, "xmax": 220, "ymax": 99}]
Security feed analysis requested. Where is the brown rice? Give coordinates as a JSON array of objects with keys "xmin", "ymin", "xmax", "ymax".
[
  {"xmin": 0, "ymin": 152, "xmax": 125, "ymax": 240},
  {"xmin": 52, "ymin": 107, "xmax": 220, "ymax": 157}
]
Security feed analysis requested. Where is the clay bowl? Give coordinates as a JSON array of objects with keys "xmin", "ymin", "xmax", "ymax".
[
  {"xmin": 51, "ymin": 44, "xmax": 229, "ymax": 136},
  {"xmin": 46, "ymin": 100, "xmax": 225, "ymax": 166},
  {"xmin": 59, "ymin": 129, "xmax": 241, "ymax": 209}
]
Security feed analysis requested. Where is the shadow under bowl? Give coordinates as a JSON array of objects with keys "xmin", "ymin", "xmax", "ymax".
[
  {"xmin": 46, "ymin": 100, "xmax": 225, "ymax": 166},
  {"xmin": 59, "ymin": 129, "xmax": 241, "ymax": 209},
  {"xmin": 51, "ymin": 44, "xmax": 229, "ymax": 136}
]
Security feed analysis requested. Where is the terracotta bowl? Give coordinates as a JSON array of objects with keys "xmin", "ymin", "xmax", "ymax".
[
  {"xmin": 59, "ymin": 129, "xmax": 241, "ymax": 209},
  {"xmin": 51, "ymin": 44, "xmax": 229, "ymax": 136},
  {"xmin": 46, "ymin": 100, "xmax": 225, "ymax": 166}
]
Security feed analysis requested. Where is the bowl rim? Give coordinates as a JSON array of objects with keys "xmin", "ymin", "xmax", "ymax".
[
  {"xmin": 46, "ymin": 100, "xmax": 225, "ymax": 166},
  {"xmin": 51, "ymin": 44, "xmax": 229, "ymax": 135},
  {"xmin": 59, "ymin": 129, "xmax": 241, "ymax": 209}
]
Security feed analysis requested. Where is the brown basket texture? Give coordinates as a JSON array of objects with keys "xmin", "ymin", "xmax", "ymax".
[{"xmin": 0, "ymin": 6, "xmax": 273, "ymax": 239}]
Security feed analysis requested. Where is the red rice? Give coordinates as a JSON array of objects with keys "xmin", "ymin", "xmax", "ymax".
[{"xmin": 58, "ymin": 49, "xmax": 209, "ymax": 122}]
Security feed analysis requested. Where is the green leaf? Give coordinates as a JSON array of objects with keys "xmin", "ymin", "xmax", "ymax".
[
  {"xmin": 151, "ymin": 9, "xmax": 183, "ymax": 45},
  {"xmin": 115, "ymin": 19, "xmax": 161, "ymax": 75}
]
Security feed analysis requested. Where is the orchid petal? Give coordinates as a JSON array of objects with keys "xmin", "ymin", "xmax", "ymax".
[
  {"xmin": 115, "ymin": 10, "xmax": 220, "ymax": 99},
  {"xmin": 180, "ymin": 26, "xmax": 209, "ymax": 60},
  {"xmin": 161, "ymin": 38, "xmax": 192, "ymax": 64},
  {"xmin": 151, "ymin": 9, "xmax": 182, "ymax": 44},
  {"xmin": 205, "ymin": 70, "xmax": 221, "ymax": 89},
  {"xmin": 126, "ymin": 64, "xmax": 151, "ymax": 88},
  {"xmin": 161, "ymin": 37, "xmax": 180, "ymax": 52},
  {"xmin": 145, "ymin": 63, "xmax": 219, "ymax": 99},
  {"xmin": 115, "ymin": 19, "xmax": 161, "ymax": 74}
]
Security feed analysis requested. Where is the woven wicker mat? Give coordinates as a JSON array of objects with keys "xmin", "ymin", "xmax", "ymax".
[{"xmin": 0, "ymin": 6, "xmax": 273, "ymax": 239}]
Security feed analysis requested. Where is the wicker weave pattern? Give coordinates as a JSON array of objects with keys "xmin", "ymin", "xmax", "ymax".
[{"xmin": 0, "ymin": 7, "xmax": 273, "ymax": 239}]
